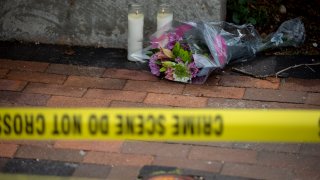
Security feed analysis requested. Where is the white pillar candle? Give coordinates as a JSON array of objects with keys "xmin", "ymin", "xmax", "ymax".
[
  {"xmin": 127, "ymin": 5, "xmax": 144, "ymax": 62},
  {"xmin": 156, "ymin": 5, "xmax": 173, "ymax": 31}
]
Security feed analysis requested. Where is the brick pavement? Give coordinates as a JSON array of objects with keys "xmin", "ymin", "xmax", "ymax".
[{"xmin": 0, "ymin": 58, "xmax": 320, "ymax": 179}]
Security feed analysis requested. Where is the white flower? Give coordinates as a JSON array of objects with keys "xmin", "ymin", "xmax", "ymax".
[{"xmin": 173, "ymin": 74, "xmax": 191, "ymax": 83}]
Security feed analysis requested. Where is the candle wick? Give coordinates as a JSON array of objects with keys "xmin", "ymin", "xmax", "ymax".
[
  {"xmin": 161, "ymin": 9, "xmax": 165, "ymax": 14},
  {"xmin": 135, "ymin": 10, "xmax": 139, "ymax": 15}
]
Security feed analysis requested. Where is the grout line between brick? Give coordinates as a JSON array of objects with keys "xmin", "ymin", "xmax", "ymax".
[
  {"xmin": 97, "ymin": 67, "xmax": 106, "ymax": 78},
  {"xmin": 20, "ymin": 81, "xmax": 30, "ymax": 92},
  {"xmin": 61, "ymin": 74, "xmax": 70, "ymax": 85},
  {"xmin": 120, "ymin": 79, "xmax": 128, "ymax": 90},
  {"xmin": 141, "ymin": 92, "xmax": 149, "ymax": 104},
  {"xmin": 79, "ymin": 87, "xmax": 89, "ymax": 98},
  {"xmin": 11, "ymin": 144, "xmax": 21, "ymax": 158},
  {"xmin": 2, "ymin": 69, "xmax": 10, "ymax": 79},
  {"xmin": 44, "ymin": 94, "xmax": 53, "ymax": 107},
  {"xmin": 43, "ymin": 63, "xmax": 50, "ymax": 73},
  {"xmin": 218, "ymin": 161, "xmax": 224, "ymax": 174},
  {"xmin": 185, "ymin": 145, "xmax": 193, "ymax": 160}
]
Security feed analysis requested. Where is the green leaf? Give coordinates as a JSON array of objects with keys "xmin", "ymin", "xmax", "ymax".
[
  {"xmin": 146, "ymin": 52, "xmax": 153, "ymax": 57},
  {"xmin": 232, "ymin": 13, "xmax": 240, "ymax": 24},
  {"xmin": 181, "ymin": 49, "xmax": 191, "ymax": 63},
  {"xmin": 248, "ymin": 17, "xmax": 257, "ymax": 25},
  {"xmin": 156, "ymin": 60, "xmax": 162, "ymax": 65},
  {"xmin": 174, "ymin": 63, "xmax": 190, "ymax": 79},
  {"xmin": 159, "ymin": 67, "xmax": 167, "ymax": 72},
  {"xmin": 151, "ymin": 48, "xmax": 160, "ymax": 53},
  {"xmin": 243, "ymin": 8, "xmax": 249, "ymax": 16},
  {"xmin": 239, "ymin": 0, "xmax": 247, "ymax": 5},
  {"xmin": 162, "ymin": 61, "xmax": 175, "ymax": 68},
  {"xmin": 172, "ymin": 42, "xmax": 181, "ymax": 57},
  {"xmin": 171, "ymin": 42, "xmax": 192, "ymax": 63},
  {"xmin": 147, "ymin": 48, "xmax": 160, "ymax": 57}
]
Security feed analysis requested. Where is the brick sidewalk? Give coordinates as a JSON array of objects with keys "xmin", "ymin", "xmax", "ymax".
[{"xmin": 0, "ymin": 58, "xmax": 319, "ymax": 179}]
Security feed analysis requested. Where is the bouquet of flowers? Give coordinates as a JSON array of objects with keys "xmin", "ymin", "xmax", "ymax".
[
  {"xmin": 149, "ymin": 37, "xmax": 198, "ymax": 83},
  {"xmin": 130, "ymin": 18, "xmax": 305, "ymax": 84},
  {"xmin": 146, "ymin": 23, "xmax": 217, "ymax": 84}
]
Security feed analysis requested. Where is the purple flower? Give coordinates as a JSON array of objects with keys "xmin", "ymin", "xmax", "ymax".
[
  {"xmin": 167, "ymin": 32, "xmax": 182, "ymax": 50},
  {"xmin": 165, "ymin": 67, "xmax": 174, "ymax": 80},
  {"xmin": 149, "ymin": 27, "xmax": 198, "ymax": 82},
  {"xmin": 175, "ymin": 57, "xmax": 183, "ymax": 63},
  {"xmin": 149, "ymin": 54, "xmax": 160, "ymax": 76},
  {"xmin": 180, "ymin": 42, "xmax": 190, "ymax": 51},
  {"xmin": 188, "ymin": 61, "xmax": 199, "ymax": 78}
]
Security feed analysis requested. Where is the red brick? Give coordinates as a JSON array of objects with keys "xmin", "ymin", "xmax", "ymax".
[
  {"xmin": 64, "ymin": 75, "xmax": 125, "ymax": 89},
  {"xmin": 110, "ymin": 101, "xmax": 171, "ymax": 107},
  {"xmin": 24, "ymin": 83, "xmax": 87, "ymax": 97},
  {"xmin": 46, "ymin": 96, "xmax": 110, "ymax": 107},
  {"xmin": 7, "ymin": 70, "xmax": 67, "ymax": 84},
  {"xmin": 306, "ymin": 93, "xmax": 320, "ymax": 106},
  {"xmin": 73, "ymin": 164, "xmax": 111, "ymax": 179},
  {"xmin": 0, "ymin": 143, "xmax": 18, "ymax": 158},
  {"xmin": 122, "ymin": 141, "xmax": 190, "ymax": 158},
  {"xmin": 103, "ymin": 68, "xmax": 158, "ymax": 81},
  {"xmin": 107, "ymin": 166, "xmax": 141, "ymax": 180},
  {"xmin": 0, "ymin": 69, "xmax": 9, "ymax": 78},
  {"xmin": 281, "ymin": 78, "xmax": 320, "ymax": 92},
  {"xmin": 84, "ymin": 152, "xmax": 153, "ymax": 166},
  {"xmin": 257, "ymin": 151, "xmax": 320, "ymax": 171},
  {"xmin": 220, "ymin": 75, "xmax": 280, "ymax": 89},
  {"xmin": 207, "ymin": 98, "xmax": 319, "ymax": 109},
  {"xmin": 54, "ymin": 141, "xmax": 123, "ymax": 153},
  {"xmin": 124, "ymin": 80, "xmax": 185, "ymax": 94},
  {"xmin": 300, "ymin": 144, "xmax": 320, "ymax": 157},
  {"xmin": 189, "ymin": 146, "xmax": 257, "ymax": 164},
  {"xmin": 0, "ymin": 79, "xmax": 27, "ymax": 91},
  {"xmin": 178, "ymin": 142, "xmax": 233, "ymax": 148},
  {"xmin": 46, "ymin": 64, "xmax": 105, "ymax": 77},
  {"xmin": 184, "ymin": 85, "xmax": 245, "ymax": 99},
  {"xmin": 0, "ymin": 102, "xmax": 15, "ymax": 107},
  {"xmin": 221, "ymin": 163, "xmax": 293, "ymax": 179},
  {"xmin": 15, "ymin": 145, "xmax": 84, "ymax": 162},
  {"xmin": 153, "ymin": 157, "xmax": 222, "ymax": 173},
  {"xmin": 294, "ymin": 169, "xmax": 320, "ymax": 180},
  {"xmin": 0, "ymin": 91, "xmax": 50, "ymax": 106},
  {"xmin": 85, "ymin": 89, "xmax": 146, "ymax": 102},
  {"xmin": 0, "ymin": 59, "xmax": 49, "ymax": 72},
  {"xmin": 0, "ymin": 140, "xmax": 53, "ymax": 148},
  {"xmin": 144, "ymin": 93, "xmax": 207, "ymax": 107},
  {"xmin": 233, "ymin": 143, "xmax": 301, "ymax": 153},
  {"xmin": 244, "ymin": 88, "xmax": 307, "ymax": 103}
]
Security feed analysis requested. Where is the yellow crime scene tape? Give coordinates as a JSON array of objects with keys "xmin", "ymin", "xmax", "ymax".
[{"xmin": 0, "ymin": 108, "xmax": 319, "ymax": 142}]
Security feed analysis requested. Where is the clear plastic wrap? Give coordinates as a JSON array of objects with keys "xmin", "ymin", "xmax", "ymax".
[
  {"xmin": 130, "ymin": 18, "xmax": 305, "ymax": 84},
  {"xmin": 258, "ymin": 18, "xmax": 306, "ymax": 51}
]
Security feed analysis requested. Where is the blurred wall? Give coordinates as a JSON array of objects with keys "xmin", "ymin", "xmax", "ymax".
[{"xmin": 0, "ymin": 0, "xmax": 226, "ymax": 48}]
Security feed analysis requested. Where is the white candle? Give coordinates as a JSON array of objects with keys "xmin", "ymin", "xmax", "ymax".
[
  {"xmin": 127, "ymin": 8, "xmax": 144, "ymax": 62},
  {"xmin": 157, "ymin": 11, "xmax": 173, "ymax": 31}
]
